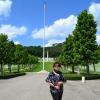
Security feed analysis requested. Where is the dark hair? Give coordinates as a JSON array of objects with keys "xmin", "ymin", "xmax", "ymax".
[{"xmin": 53, "ymin": 62, "xmax": 61, "ymax": 68}]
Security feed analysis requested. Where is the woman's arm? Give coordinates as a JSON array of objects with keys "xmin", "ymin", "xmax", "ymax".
[
  {"xmin": 57, "ymin": 81, "xmax": 64, "ymax": 86},
  {"xmin": 47, "ymin": 81, "xmax": 55, "ymax": 87},
  {"xmin": 47, "ymin": 81, "xmax": 60, "ymax": 90}
]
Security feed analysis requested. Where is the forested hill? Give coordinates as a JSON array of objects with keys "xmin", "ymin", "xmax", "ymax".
[{"xmin": 24, "ymin": 43, "xmax": 63, "ymax": 58}]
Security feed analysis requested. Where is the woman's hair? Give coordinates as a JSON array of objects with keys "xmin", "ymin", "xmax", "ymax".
[{"xmin": 53, "ymin": 62, "xmax": 61, "ymax": 68}]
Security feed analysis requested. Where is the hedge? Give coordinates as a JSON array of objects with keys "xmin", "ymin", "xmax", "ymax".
[
  {"xmin": 63, "ymin": 73, "xmax": 100, "ymax": 80},
  {"xmin": 85, "ymin": 74, "xmax": 100, "ymax": 80},
  {"xmin": 0, "ymin": 72, "xmax": 26, "ymax": 79}
]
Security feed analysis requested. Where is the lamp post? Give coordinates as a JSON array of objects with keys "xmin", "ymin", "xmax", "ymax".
[{"xmin": 42, "ymin": 1, "xmax": 46, "ymax": 70}]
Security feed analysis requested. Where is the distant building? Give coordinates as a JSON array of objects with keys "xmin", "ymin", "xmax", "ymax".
[{"xmin": 39, "ymin": 58, "xmax": 55, "ymax": 62}]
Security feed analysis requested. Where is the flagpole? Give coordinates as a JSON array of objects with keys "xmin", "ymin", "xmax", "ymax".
[{"xmin": 43, "ymin": 1, "xmax": 46, "ymax": 70}]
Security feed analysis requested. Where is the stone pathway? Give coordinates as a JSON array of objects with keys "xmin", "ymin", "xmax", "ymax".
[{"xmin": 0, "ymin": 72, "xmax": 100, "ymax": 100}]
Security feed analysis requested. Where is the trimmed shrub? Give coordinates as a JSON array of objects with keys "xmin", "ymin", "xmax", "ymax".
[
  {"xmin": 85, "ymin": 74, "xmax": 100, "ymax": 80},
  {"xmin": 63, "ymin": 73, "xmax": 100, "ymax": 80},
  {"xmin": 0, "ymin": 72, "xmax": 26, "ymax": 79}
]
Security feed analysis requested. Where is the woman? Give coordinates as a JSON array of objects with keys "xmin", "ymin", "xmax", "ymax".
[{"xmin": 46, "ymin": 62, "xmax": 65, "ymax": 100}]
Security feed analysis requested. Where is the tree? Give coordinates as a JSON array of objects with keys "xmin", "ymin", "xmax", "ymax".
[
  {"xmin": 25, "ymin": 46, "xmax": 42, "ymax": 57},
  {"xmin": 14, "ymin": 44, "xmax": 25, "ymax": 72},
  {"xmin": 73, "ymin": 10, "xmax": 97, "ymax": 74},
  {"xmin": 6, "ymin": 41, "xmax": 15, "ymax": 73},
  {"xmin": 63, "ymin": 35, "xmax": 75, "ymax": 73},
  {"xmin": 28, "ymin": 55, "xmax": 38, "ymax": 70},
  {"xmin": 46, "ymin": 43, "xmax": 63, "ymax": 58},
  {"xmin": 91, "ymin": 46, "xmax": 100, "ymax": 72},
  {"xmin": 57, "ymin": 53, "xmax": 66, "ymax": 66},
  {"xmin": 0, "ymin": 34, "xmax": 9, "ymax": 74}
]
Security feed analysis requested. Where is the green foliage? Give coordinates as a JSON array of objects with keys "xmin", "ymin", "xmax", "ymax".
[
  {"xmin": 25, "ymin": 43, "xmax": 63, "ymax": 58},
  {"xmin": 0, "ymin": 34, "xmax": 39, "ymax": 74},
  {"xmin": 63, "ymin": 73, "xmax": 82, "ymax": 80},
  {"xmin": 59, "ymin": 10, "xmax": 98, "ymax": 74},
  {"xmin": 0, "ymin": 72, "xmax": 26, "ymax": 79},
  {"xmin": 31, "ymin": 62, "xmax": 53, "ymax": 72},
  {"xmin": 64, "ymin": 35, "xmax": 74, "ymax": 65},
  {"xmin": 0, "ymin": 34, "xmax": 14, "ymax": 74},
  {"xmin": 25, "ymin": 46, "xmax": 43, "ymax": 57},
  {"xmin": 28, "ymin": 55, "xmax": 38, "ymax": 64},
  {"xmin": 46, "ymin": 43, "xmax": 63, "ymax": 58},
  {"xmin": 63, "ymin": 73, "xmax": 100, "ymax": 80},
  {"xmin": 14, "ymin": 45, "xmax": 29, "ymax": 65},
  {"xmin": 44, "ymin": 62, "xmax": 53, "ymax": 72},
  {"xmin": 73, "ymin": 10, "xmax": 97, "ymax": 74},
  {"xmin": 0, "ymin": 34, "xmax": 8, "ymax": 65},
  {"xmin": 56, "ymin": 53, "xmax": 66, "ymax": 66}
]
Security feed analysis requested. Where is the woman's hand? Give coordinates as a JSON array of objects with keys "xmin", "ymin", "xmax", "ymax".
[
  {"xmin": 54, "ymin": 85, "xmax": 60, "ymax": 90},
  {"xmin": 57, "ymin": 81, "xmax": 63, "ymax": 86}
]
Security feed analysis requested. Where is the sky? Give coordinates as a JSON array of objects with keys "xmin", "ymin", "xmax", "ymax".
[{"xmin": 0, "ymin": 0, "xmax": 100, "ymax": 46}]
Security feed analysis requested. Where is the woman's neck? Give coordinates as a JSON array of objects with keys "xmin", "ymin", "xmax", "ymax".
[{"xmin": 53, "ymin": 70, "xmax": 60, "ymax": 76}]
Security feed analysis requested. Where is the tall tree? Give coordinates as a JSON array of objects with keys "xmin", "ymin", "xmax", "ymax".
[
  {"xmin": 28, "ymin": 55, "xmax": 38, "ymax": 70},
  {"xmin": 63, "ymin": 35, "xmax": 75, "ymax": 73},
  {"xmin": 73, "ymin": 10, "xmax": 97, "ymax": 74},
  {"xmin": 0, "ymin": 34, "xmax": 8, "ymax": 74},
  {"xmin": 6, "ymin": 41, "xmax": 15, "ymax": 73},
  {"xmin": 14, "ymin": 44, "xmax": 24, "ymax": 72}
]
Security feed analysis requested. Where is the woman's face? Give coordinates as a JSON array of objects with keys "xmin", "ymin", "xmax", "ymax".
[{"xmin": 53, "ymin": 64, "xmax": 60, "ymax": 71}]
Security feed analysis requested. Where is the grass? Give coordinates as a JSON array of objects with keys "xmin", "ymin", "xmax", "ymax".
[
  {"xmin": 31, "ymin": 62, "xmax": 53, "ymax": 72},
  {"xmin": 90, "ymin": 63, "xmax": 100, "ymax": 72},
  {"xmin": 2, "ymin": 62, "xmax": 100, "ymax": 73},
  {"xmin": 32, "ymin": 63, "xmax": 42, "ymax": 72},
  {"xmin": 1, "ymin": 62, "xmax": 100, "ymax": 80},
  {"xmin": 44, "ymin": 62, "xmax": 53, "ymax": 72}
]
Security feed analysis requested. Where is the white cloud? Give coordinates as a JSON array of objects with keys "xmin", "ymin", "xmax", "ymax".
[
  {"xmin": 89, "ymin": 2, "xmax": 100, "ymax": 32},
  {"xmin": 45, "ymin": 39, "xmax": 64, "ymax": 47},
  {"xmin": 89, "ymin": 2, "xmax": 100, "ymax": 19},
  {"xmin": 0, "ymin": 0, "xmax": 12, "ymax": 17},
  {"xmin": 32, "ymin": 2, "xmax": 100, "ymax": 46},
  {"xmin": 32, "ymin": 15, "xmax": 77, "ymax": 39},
  {"xmin": 89, "ymin": 2, "xmax": 100, "ymax": 45},
  {"xmin": 0, "ymin": 24, "xmax": 27, "ymax": 39},
  {"xmin": 96, "ymin": 34, "xmax": 100, "ymax": 45},
  {"xmin": 14, "ymin": 41, "xmax": 20, "ymax": 45}
]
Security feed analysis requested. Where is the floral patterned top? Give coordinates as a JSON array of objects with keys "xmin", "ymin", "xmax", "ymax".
[{"xmin": 46, "ymin": 71, "xmax": 65, "ymax": 93}]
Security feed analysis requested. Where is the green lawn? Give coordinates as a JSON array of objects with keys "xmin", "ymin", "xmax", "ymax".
[
  {"xmin": 31, "ymin": 62, "xmax": 100, "ymax": 73},
  {"xmin": 2, "ymin": 62, "xmax": 100, "ymax": 73},
  {"xmin": 32, "ymin": 62, "xmax": 53, "ymax": 72},
  {"xmin": 90, "ymin": 63, "xmax": 100, "ymax": 72},
  {"xmin": 1, "ymin": 62, "xmax": 100, "ymax": 80}
]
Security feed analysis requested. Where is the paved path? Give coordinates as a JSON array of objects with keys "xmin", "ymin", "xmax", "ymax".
[{"xmin": 0, "ymin": 72, "xmax": 100, "ymax": 100}]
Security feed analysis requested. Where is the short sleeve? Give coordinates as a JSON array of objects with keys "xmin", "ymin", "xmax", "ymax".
[
  {"xmin": 45, "ymin": 73, "xmax": 51, "ymax": 83},
  {"xmin": 60, "ymin": 74, "xmax": 65, "ymax": 82}
]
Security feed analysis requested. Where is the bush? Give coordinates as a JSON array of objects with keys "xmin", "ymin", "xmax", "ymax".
[
  {"xmin": 85, "ymin": 74, "xmax": 100, "ymax": 80},
  {"xmin": 0, "ymin": 72, "xmax": 26, "ymax": 79},
  {"xmin": 63, "ymin": 73, "xmax": 82, "ymax": 80},
  {"xmin": 63, "ymin": 73, "xmax": 100, "ymax": 80}
]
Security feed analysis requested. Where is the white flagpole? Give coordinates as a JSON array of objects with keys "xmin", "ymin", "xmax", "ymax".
[{"xmin": 43, "ymin": 2, "xmax": 46, "ymax": 70}]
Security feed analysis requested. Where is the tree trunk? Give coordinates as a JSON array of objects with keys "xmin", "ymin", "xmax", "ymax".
[
  {"xmin": 22, "ymin": 64, "xmax": 24, "ymax": 70},
  {"xmin": 8, "ymin": 64, "xmax": 11, "ymax": 73},
  {"xmin": 18, "ymin": 64, "xmax": 20, "ymax": 73},
  {"xmin": 84, "ymin": 66, "xmax": 85, "ymax": 70},
  {"xmin": 72, "ymin": 66, "xmax": 74, "ymax": 73},
  {"xmin": 81, "ymin": 65, "xmax": 82, "ymax": 70},
  {"xmin": 93, "ymin": 63, "xmax": 96, "ymax": 72},
  {"xmin": 65, "ymin": 65, "xmax": 68, "ymax": 70},
  {"xmin": 1, "ymin": 64, "xmax": 3, "ymax": 75},
  {"xmin": 86, "ymin": 63, "xmax": 89, "ymax": 74},
  {"xmin": 66, "ymin": 66, "xmax": 68, "ymax": 70}
]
